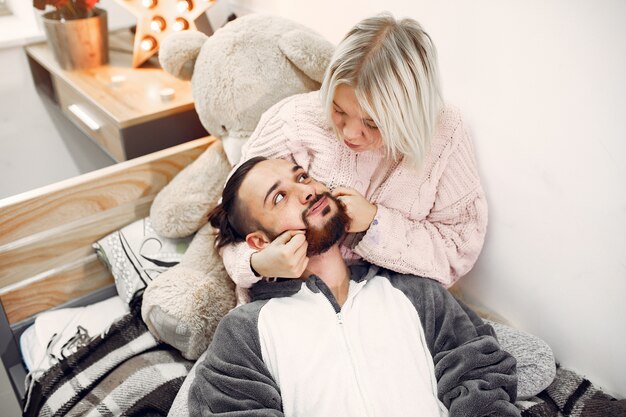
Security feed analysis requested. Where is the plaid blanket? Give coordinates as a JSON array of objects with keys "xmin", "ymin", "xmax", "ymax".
[
  {"xmin": 24, "ymin": 302, "xmax": 193, "ymax": 417},
  {"xmin": 518, "ymin": 366, "xmax": 626, "ymax": 417}
]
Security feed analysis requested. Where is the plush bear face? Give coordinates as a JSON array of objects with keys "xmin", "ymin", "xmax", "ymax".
[
  {"xmin": 192, "ymin": 15, "xmax": 320, "ymax": 140},
  {"xmin": 159, "ymin": 14, "xmax": 334, "ymax": 164}
]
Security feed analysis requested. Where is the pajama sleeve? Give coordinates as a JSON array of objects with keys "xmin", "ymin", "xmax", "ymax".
[
  {"xmin": 354, "ymin": 113, "xmax": 488, "ymax": 288},
  {"xmin": 390, "ymin": 274, "xmax": 521, "ymax": 417},
  {"xmin": 188, "ymin": 303, "xmax": 284, "ymax": 417}
]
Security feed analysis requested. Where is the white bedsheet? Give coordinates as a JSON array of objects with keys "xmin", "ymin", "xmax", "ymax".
[{"xmin": 20, "ymin": 296, "xmax": 129, "ymax": 373}]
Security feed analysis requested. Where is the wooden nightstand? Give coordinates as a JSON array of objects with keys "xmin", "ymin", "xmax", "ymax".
[{"xmin": 25, "ymin": 29, "xmax": 208, "ymax": 162}]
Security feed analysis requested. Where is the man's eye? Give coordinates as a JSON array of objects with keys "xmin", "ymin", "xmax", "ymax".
[
  {"xmin": 273, "ymin": 193, "xmax": 285, "ymax": 205},
  {"xmin": 298, "ymin": 173, "xmax": 309, "ymax": 183}
]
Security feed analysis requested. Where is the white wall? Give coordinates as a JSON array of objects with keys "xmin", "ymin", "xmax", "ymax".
[{"xmin": 232, "ymin": 0, "xmax": 626, "ymax": 398}]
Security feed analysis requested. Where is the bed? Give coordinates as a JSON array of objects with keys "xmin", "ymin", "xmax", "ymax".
[
  {"xmin": 0, "ymin": 137, "xmax": 213, "ymax": 414},
  {"xmin": 1, "ymin": 136, "xmax": 623, "ymax": 417}
]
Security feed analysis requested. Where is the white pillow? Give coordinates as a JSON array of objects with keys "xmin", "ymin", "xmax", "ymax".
[{"xmin": 20, "ymin": 296, "xmax": 129, "ymax": 373}]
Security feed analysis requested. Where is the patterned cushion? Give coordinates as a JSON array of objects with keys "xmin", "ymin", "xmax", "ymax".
[{"xmin": 93, "ymin": 217, "xmax": 193, "ymax": 304}]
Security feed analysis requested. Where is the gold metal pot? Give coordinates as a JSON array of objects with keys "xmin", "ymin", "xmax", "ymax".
[{"xmin": 41, "ymin": 7, "xmax": 109, "ymax": 70}]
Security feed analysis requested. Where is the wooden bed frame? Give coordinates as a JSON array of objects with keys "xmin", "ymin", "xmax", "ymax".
[{"xmin": 0, "ymin": 136, "xmax": 216, "ymax": 405}]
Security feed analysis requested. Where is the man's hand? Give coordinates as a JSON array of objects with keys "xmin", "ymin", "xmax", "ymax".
[
  {"xmin": 250, "ymin": 230, "xmax": 309, "ymax": 278},
  {"xmin": 332, "ymin": 187, "xmax": 378, "ymax": 233}
]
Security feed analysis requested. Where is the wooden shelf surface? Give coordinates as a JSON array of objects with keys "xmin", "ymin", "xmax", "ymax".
[{"xmin": 24, "ymin": 28, "xmax": 196, "ymax": 128}]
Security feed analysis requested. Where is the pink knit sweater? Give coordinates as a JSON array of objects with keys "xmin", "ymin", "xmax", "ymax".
[{"xmin": 222, "ymin": 91, "xmax": 487, "ymax": 290}]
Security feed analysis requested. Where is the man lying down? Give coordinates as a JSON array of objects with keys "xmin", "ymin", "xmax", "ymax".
[{"xmin": 188, "ymin": 156, "xmax": 521, "ymax": 417}]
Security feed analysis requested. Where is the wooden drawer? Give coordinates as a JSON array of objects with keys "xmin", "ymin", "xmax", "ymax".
[
  {"xmin": 25, "ymin": 30, "xmax": 209, "ymax": 161},
  {"xmin": 54, "ymin": 76, "xmax": 126, "ymax": 161}
]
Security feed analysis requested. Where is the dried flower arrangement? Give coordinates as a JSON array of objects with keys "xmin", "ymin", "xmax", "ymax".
[{"xmin": 34, "ymin": 0, "xmax": 99, "ymax": 20}]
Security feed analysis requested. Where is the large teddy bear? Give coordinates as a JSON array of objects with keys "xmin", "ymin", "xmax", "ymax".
[{"xmin": 141, "ymin": 14, "xmax": 334, "ymax": 360}]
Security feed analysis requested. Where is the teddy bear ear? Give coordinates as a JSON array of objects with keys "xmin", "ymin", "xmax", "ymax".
[
  {"xmin": 159, "ymin": 31, "xmax": 209, "ymax": 80},
  {"xmin": 278, "ymin": 29, "xmax": 335, "ymax": 84}
]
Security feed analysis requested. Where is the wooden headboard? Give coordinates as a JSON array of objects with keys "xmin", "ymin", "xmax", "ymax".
[{"xmin": 0, "ymin": 137, "xmax": 215, "ymax": 326}]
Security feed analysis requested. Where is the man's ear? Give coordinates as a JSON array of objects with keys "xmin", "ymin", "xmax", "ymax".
[{"xmin": 246, "ymin": 231, "xmax": 271, "ymax": 251}]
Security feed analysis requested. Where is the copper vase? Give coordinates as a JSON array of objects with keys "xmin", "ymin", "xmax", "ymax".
[{"xmin": 42, "ymin": 7, "xmax": 109, "ymax": 70}]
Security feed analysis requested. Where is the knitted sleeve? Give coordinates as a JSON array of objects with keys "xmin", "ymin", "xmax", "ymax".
[
  {"xmin": 354, "ymin": 115, "xmax": 487, "ymax": 287},
  {"xmin": 188, "ymin": 304, "xmax": 284, "ymax": 416},
  {"xmin": 221, "ymin": 243, "xmax": 259, "ymax": 289}
]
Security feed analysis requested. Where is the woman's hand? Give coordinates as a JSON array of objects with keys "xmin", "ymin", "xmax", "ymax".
[
  {"xmin": 250, "ymin": 230, "xmax": 309, "ymax": 278},
  {"xmin": 332, "ymin": 186, "xmax": 378, "ymax": 233}
]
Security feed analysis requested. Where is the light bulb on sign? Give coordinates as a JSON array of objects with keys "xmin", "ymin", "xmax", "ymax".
[
  {"xmin": 172, "ymin": 17, "xmax": 189, "ymax": 31},
  {"xmin": 150, "ymin": 16, "xmax": 166, "ymax": 32},
  {"xmin": 110, "ymin": 0, "xmax": 214, "ymax": 68},
  {"xmin": 176, "ymin": 0, "xmax": 192, "ymax": 13},
  {"xmin": 140, "ymin": 36, "xmax": 157, "ymax": 51}
]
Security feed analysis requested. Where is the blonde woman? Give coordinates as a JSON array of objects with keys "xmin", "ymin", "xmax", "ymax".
[{"xmin": 221, "ymin": 13, "xmax": 555, "ymax": 399}]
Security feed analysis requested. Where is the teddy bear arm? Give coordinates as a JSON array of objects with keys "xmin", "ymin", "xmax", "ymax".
[
  {"xmin": 150, "ymin": 142, "xmax": 231, "ymax": 238},
  {"xmin": 142, "ymin": 223, "xmax": 236, "ymax": 359}
]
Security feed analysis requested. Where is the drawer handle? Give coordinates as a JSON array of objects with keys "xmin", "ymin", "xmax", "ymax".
[{"xmin": 68, "ymin": 104, "xmax": 101, "ymax": 132}]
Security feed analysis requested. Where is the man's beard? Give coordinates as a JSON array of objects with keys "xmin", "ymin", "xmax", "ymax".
[{"xmin": 301, "ymin": 192, "xmax": 350, "ymax": 256}]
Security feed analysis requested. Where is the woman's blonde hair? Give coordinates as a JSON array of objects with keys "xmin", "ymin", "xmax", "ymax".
[{"xmin": 320, "ymin": 13, "xmax": 443, "ymax": 168}]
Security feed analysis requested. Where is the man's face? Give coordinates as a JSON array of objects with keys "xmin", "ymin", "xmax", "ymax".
[{"xmin": 238, "ymin": 159, "xmax": 348, "ymax": 255}]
